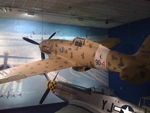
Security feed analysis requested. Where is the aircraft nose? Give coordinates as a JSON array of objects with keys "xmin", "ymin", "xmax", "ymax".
[
  {"xmin": 39, "ymin": 42, "xmax": 43, "ymax": 50},
  {"xmin": 39, "ymin": 41, "xmax": 47, "ymax": 51},
  {"xmin": 46, "ymin": 81, "xmax": 57, "ymax": 93},
  {"xmin": 39, "ymin": 40, "xmax": 52, "ymax": 54}
]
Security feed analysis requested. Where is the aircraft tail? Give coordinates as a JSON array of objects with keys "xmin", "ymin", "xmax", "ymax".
[
  {"xmin": 134, "ymin": 35, "xmax": 150, "ymax": 60},
  {"xmin": 0, "ymin": 52, "xmax": 34, "ymax": 69}
]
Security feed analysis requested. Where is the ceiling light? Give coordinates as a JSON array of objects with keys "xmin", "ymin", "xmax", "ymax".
[
  {"xmin": 0, "ymin": 7, "xmax": 12, "ymax": 12},
  {"xmin": 27, "ymin": 12, "xmax": 35, "ymax": 16},
  {"xmin": 3, "ymin": 7, "xmax": 6, "ymax": 12}
]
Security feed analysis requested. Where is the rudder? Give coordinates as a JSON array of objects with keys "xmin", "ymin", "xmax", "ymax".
[{"xmin": 134, "ymin": 35, "xmax": 150, "ymax": 60}]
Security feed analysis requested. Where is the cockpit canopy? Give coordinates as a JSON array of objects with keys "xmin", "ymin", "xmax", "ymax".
[
  {"xmin": 73, "ymin": 37, "xmax": 85, "ymax": 47},
  {"xmin": 91, "ymin": 86, "xmax": 115, "ymax": 96}
]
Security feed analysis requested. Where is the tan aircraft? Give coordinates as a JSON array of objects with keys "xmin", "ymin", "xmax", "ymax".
[{"xmin": 0, "ymin": 32, "xmax": 149, "ymax": 84}]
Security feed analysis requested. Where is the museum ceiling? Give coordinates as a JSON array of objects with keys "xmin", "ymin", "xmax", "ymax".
[{"xmin": 0, "ymin": 0, "xmax": 149, "ymax": 28}]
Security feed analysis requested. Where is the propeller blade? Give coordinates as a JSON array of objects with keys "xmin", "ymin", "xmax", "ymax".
[
  {"xmin": 40, "ymin": 71, "xmax": 59, "ymax": 104},
  {"xmin": 49, "ymin": 32, "xmax": 56, "ymax": 39},
  {"xmin": 39, "ymin": 88, "xmax": 50, "ymax": 105},
  {"xmin": 44, "ymin": 73, "xmax": 50, "ymax": 81},
  {"xmin": 41, "ymin": 52, "xmax": 45, "ymax": 60},
  {"xmin": 23, "ymin": 37, "xmax": 39, "ymax": 45},
  {"xmin": 53, "ymin": 70, "xmax": 59, "ymax": 81}
]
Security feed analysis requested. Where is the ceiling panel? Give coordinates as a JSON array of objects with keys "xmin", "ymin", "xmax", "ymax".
[{"xmin": 0, "ymin": 0, "xmax": 149, "ymax": 28}]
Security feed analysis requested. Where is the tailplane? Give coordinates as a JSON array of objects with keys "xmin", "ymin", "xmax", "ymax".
[{"xmin": 134, "ymin": 35, "xmax": 150, "ymax": 61}]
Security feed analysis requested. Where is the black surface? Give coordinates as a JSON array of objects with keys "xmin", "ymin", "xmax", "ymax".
[
  {"xmin": 56, "ymin": 104, "xmax": 93, "ymax": 113},
  {"xmin": 0, "ymin": 102, "xmax": 68, "ymax": 113}
]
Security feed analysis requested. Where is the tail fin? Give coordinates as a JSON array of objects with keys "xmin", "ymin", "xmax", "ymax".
[{"xmin": 134, "ymin": 35, "xmax": 150, "ymax": 60}]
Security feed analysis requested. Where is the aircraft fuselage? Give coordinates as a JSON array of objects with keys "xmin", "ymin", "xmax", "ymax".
[
  {"xmin": 39, "ymin": 37, "xmax": 150, "ymax": 84},
  {"xmin": 40, "ymin": 38, "xmax": 134, "ymax": 72},
  {"xmin": 51, "ymin": 81, "xmax": 145, "ymax": 113}
]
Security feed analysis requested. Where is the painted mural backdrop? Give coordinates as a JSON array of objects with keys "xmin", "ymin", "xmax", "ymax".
[{"xmin": 0, "ymin": 18, "xmax": 108, "ymax": 109}]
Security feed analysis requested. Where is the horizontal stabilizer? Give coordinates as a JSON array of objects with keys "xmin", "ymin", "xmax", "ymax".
[
  {"xmin": 120, "ymin": 63, "xmax": 150, "ymax": 84},
  {"xmin": 97, "ymin": 38, "xmax": 121, "ymax": 48}
]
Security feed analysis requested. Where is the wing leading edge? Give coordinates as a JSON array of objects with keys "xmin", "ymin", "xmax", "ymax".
[{"xmin": 0, "ymin": 56, "xmax": 76, "ymax": 84}]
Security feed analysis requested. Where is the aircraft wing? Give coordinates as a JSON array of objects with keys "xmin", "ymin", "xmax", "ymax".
[
  {"xmin": 97, "ymin": 38, "xmax": 121, "ymax": 48},
  {"xmin": 0, "ymin": 56, "xmax": 76, "ymax": 84},
  {"xmin": 55, "ymin": 104, "xmax": 92, "ymax": 113}
]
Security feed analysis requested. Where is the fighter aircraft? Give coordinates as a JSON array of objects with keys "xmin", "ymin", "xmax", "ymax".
[
  {"xmin": 38, "ymin": 73, "xmax": 148, "ymax": 113},
  {"xmin": 0, "ymin": 32, "xmax": 149, "ymax": 84}
]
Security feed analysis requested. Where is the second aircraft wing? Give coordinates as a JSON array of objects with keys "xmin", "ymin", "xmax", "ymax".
[{"xmin": 0, "ymin": 56, "xmax": 76, "ymax": 84}]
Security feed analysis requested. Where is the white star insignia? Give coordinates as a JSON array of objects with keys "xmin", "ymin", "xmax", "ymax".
[{"xmin": 122, "ymin": 107, "xmax": 133, "ymax": 113}]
